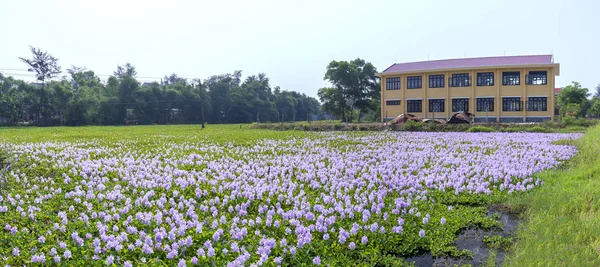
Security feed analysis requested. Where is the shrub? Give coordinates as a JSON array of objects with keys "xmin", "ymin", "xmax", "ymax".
[
  {"xmin": 402, "ymin": 121, "xmax": 423, "ymax": 131},
  {"xmin": 562, "ymin": 116, "xmax": 576, "ymax": 126},
  {"xmin": 467, "ymin": 126, "xmax": 495, "ymax": 132},
  {"xmin": 527, "ymin": 126, "xmax": 552, "ymax": 133}
]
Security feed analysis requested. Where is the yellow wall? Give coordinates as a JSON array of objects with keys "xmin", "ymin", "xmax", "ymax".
[{"xmin": 380, "ymin": 66, "xmax": 557, "ymax": 122}]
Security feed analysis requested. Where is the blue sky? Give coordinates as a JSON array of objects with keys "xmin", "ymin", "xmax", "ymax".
[{"xmin": 0, "ymin": 0, "xmax": 598, "ymax": 98}]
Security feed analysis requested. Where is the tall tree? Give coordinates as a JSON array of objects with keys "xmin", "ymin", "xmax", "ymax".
[
  {"xmin": 161, "ymin": 73, "xmax": 187, "ymax": 85},
  {"xmin": 19, "ymin": 46, "xmax": 62, "ymax": 88},
  {"xmin": 323, "ymin": 58, "xmax": 378, "ymax": 122},
  {"xmin": 113, "ymin": 63, "xmax": 140, "ymax": 124},
  {"xmin": 113, "ymin": 63, "xmax": 137, "ymax": 79},
  {"xmin": 19, "ymin": 46, "xmax": 62, "ymax": 124},
  {"xmin": 594, "ymin": 83, "xmax": 600, "ymax": 98}
]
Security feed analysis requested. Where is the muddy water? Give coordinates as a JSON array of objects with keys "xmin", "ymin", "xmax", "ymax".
[{"xmin": 404, "ymin": 208, "xmax": 519, "ymax": 267}]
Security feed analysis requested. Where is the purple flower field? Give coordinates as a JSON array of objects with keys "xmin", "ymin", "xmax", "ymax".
[{"xmin": 0, "ymin": 131, "xmax": 581, "ymax": 266}]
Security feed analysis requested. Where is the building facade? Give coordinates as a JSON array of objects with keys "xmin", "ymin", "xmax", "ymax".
[{"xmin": 377, "ymin": 55, "xmax": 560, "ymax": 123}]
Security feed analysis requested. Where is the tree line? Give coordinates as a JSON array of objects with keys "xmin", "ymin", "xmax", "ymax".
[{"xmin": 0, "ymin": 46, "xmax": 323, "ymax": 126}]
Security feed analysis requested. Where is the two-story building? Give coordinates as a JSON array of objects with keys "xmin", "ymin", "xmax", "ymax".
[{"xmin": 377, "ymin": 55, "xmax": 560, "ymax": 123}]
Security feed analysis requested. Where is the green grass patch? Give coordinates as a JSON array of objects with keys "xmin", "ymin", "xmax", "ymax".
[
  {"xmin": 504, "ymin": 125, "xmax": 600, "ymax": 266},
  {"xmin": 467, "ymin": 126, "xmax": 495, "ymax": 133}
]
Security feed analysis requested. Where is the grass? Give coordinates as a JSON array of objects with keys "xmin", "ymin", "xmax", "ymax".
[{"xmin": 504, "ymin": 124, "xmax": 600, "ymax": 266}]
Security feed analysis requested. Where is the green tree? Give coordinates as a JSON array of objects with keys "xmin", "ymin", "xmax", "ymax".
[
  {"xmin": 323, "ymin": 58, "xmax": 379, "ymax": 122},
  {"xmin": 557, "ymin": 82, "xmax": 590, "ymax": 117},
  {"xmin": 19, "ymin": 46, "xmax": 62, "ymax": 124},
  {"xmin": 0, "ymin": 76, "xmax": 26, "ymax": 125},
  {"xmin": 113, "ymin": 63, "xmax": 139, "ymax": 124},
  {"xmin": 589, "ymin": 98, "xmax": 600, "ymax": 118},
  {"xmin": 594, "ymin": 83, "xmax": 600, "ymax": 98},
  {"xmin": 318, "ymin": 87, "xmax": 345, "ymax": 119},
  {"xmin": 560, "ymin": 103, "xmax": 580, "ymax": 117}
]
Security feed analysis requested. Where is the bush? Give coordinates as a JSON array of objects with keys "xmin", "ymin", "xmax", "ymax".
[
  {"xmin": 527, "ymin": 126, "xmax": 552, "ymax": 133},
  {"xmin": 467, "ymin": 126, "xmax": 495, "ymax": 132},
  {"xmin": 562, "ymin": 116, "xmax": 576, "ymax": 126},
  {"xmin": 402, "ymin": 121, "xmax": 423, "ymax": 131}
]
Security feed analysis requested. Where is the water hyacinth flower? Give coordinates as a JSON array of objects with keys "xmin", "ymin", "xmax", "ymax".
[
  {"xmin": 313, "ymin": 256, "xmax": 321, "ymax": 265},
  {"xmin": 0, "ymin": 130, "xmax": 581, "ymax": 266}
]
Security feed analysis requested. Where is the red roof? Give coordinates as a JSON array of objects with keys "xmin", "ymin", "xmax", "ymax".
[
  {"xmin": 554, "ymin": 88, "xmax": 561, "ymax": 95},
  {"xmin": 382, "ymin": 55, "xmax": 553, "ymax": 74}
]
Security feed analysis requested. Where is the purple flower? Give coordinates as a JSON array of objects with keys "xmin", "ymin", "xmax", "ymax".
[
  {"xmin": 313, "ymin": 256, "xmax": 321, "ymax": 265},
  {"xmin": 349, "ymin": 242, "xmax": 356, "ymax": 250},
  {"xmin": 106, "ymin": 255, "xmax": 114, "ymax": 265},
  {"xmin": 124, "ymin": 261, "xmax": 133, "ymax": 267},
  {"xmin": 361, "ymin": 236, "xmax": 368, "ymax": 245},
  {"xmin": 419, "ymin": 229, "xmax": 426, "ymax": 238},
  {"xmin": 64, "ymin": 249, "xmax": 72, "ymax": 259},
  {"xmin": 441, "ymin": 217, "xmax": 447, "ymax": 225},
  {"xmin": 178, "ymin": 259, "xmax": 187, "ymax": 267},
  {"xmin": 12, "ymin": 247, "xmax": 19, "ymax": 256}
]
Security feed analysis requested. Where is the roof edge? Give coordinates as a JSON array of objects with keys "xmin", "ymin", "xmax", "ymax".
[{"xmin": 378, "ymin": 63, "xmax": 560, "ymax": 76}]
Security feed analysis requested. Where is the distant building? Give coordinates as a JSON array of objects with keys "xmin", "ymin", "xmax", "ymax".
[
  {"xmin": 554, "ymin": 87, "xmax": 561, "ymax": 96},
  {"xmin": 142, "ymin": 82, "xmax": 158, "ymax": 87},
  {"xmin": 376, "ymin": 55, "xmax": 560, "ymax": 123}
]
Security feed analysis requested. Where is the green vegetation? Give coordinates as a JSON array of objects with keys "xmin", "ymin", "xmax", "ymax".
[
  {"xmin": 1, "ymin": 47, "xmax": 321, "ymax": 127},
  {"xmin": 505, "ymin": 124, "xmax": 600, "ymax": 266},
  {"xmin": 251, "ymin": 120, "xmax": 597, "ymax": 133},
  {"xmin": 482, "ymin": 235, "xmax": 513, "ymax": 250},
  {"xmin": 467, "ymin": 126, "xmax": 495, "ymax": 133}
]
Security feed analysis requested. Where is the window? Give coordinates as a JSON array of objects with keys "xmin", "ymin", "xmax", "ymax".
[
  {"xmin": 502, "ymin": 72, "xmax": 520, "ymax": 86},
  {"xmin": 476, "ymin": 98, "xmax": 494, "ymax": 112},
  {"xmin": 450, "ymin": 73, "xmax": 471, "ymax": 87},
  {"xmin": 386, "ymin": 100, "xmax": 400, "ymax": 106},
  {"xmin": 477, "ymin": 72, "xmax": 494, "ymax": 86},
  {"xmin": 407, "ymin": 76, "xmax": 422, "ymax": 89},
  {"xmin": 526, "ymin": 71, "xmax": 547, "ymax": 85},
  {"xmin": 502, "ymin": 97, "xmax": 522, "ymax": 111},
  {"xmin": 386, "ymin": 77, "xmax": 400, "ymax": 90},
  {"xmin": 452, "ymin": 98, "xmax": 469, "ymax": 112},
  {"xmin": 527, "ymin": 97, "xmax": 547, "ymax": 111},
  {"xmin": 429, "ymin": 74, "xmax": 445, "ymax": 88},
  {"xmin": 429, "ymin": 99, "xmax": 445, "ymax": 113},
  {"xmin": 406, "ymin": 100, "xmax": 422, "ymax": 113}
]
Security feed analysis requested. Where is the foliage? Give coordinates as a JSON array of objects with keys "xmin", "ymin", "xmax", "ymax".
[
  {"xmin": 467, "ymin": 126, "xmax": 495, "ymax": 133},
  {"xmin": 526, "ymin": 126, "xmax": 551, "ymax": 133},
  {"xmin": 482, "ymin": 235, "xmax": 513, "ymax": 250},
  {"xmin": 402, "ymin": 120, "xmax": 423, "ymax": 131},
  {"xmin": 320, "ymin": 59, "xmax": 379, "ymax": 122},
  {"xmin": 2, "ymin": 48, "xmax": 321, "ymax": 126},
  {"xmin": 557, "ymin": 82, "xmax": 590, "ymax": 117},
  {"xmin": 18, "ymin": 46, "xmax": 61, "ymax": 84},
  {"xmin": 588, "ymin": 97, "xmax": 600, "ymax": 118},
  {"xmin": 505, "ymin": 124, "xmax": 600, "ymax": 266}
]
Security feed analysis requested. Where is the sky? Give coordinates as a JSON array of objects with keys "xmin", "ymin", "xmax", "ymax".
[{"xmin": 1, "ymin": 0, "xmax": 599, "ymax": 98}]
